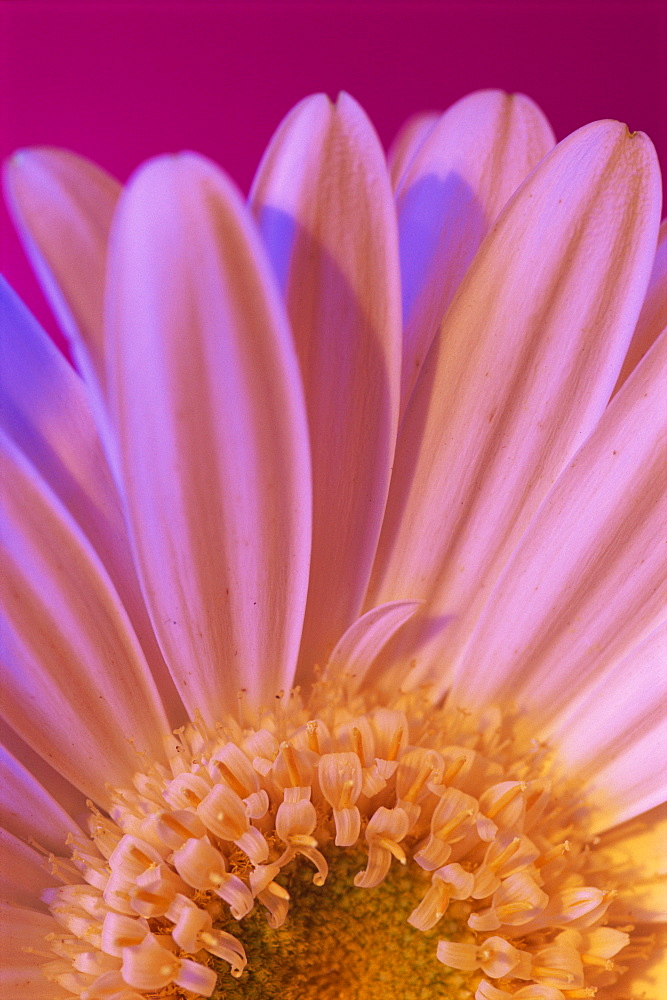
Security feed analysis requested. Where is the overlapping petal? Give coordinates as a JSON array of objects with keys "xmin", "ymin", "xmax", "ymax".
[
  {"xmin": 0, "ymin": 276, "xmax": 182, "ymax": 725},
  {"xmin": 368, "ymin": 120, "xmax": 661, "ymax": 687},
  {"xmin": 615, "ymin": 217, "xmax": 667, "ymax": 392},
  {"xmin": 395, "ymin": 90, "xmax": 555, "ymax": 412},
  {"xmin": 1, "ymin": 433, "xmax": 172, "ymax": 803},
  {"xmin": 250, "ymin": 93, "xmax": 402, "ymax": 683},
  {"xmin": 387, "ymin": 110, "xmax": 439, "ymax": 189},
  {"xmin": 448, "ymin": 328, "xmax": 667, "ymax": 755},
  {"xmin": 0, "ymin": 746, "xmax": 82, "ymax": 853},
  {"xmin": 3, "ymin": 148, "xmax": 120, "ymax": 415},
  {"xmin": 106, "ymin": 153, "xmax": 312, "ymax": 721}
]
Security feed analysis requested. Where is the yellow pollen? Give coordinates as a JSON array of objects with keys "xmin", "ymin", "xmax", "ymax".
[
  {"xmin": 351, "ymin": 726, "xmax": 364, "ymax": 760},
  {"xmin": 535, "ymin": 839, "xmax": 570, "ymax": 866},
  {"xmin": 339, "ymin": 777, "xmax": 355, "ymax": 809},
  {"xmin": 436, "ymin": 808, "xmax": 474, "ymax": 840},
  {"xmin": 488, "ymin": 835, "xmax": 521, "ymax": 871},
  {"xmin": 387, "ymin": 726, "xmax": 404, "ymax": 761},
  {"xmin": 442, "ymin": 755, "xmax": 467, "ymax": 784},
  {"xmin": 582, "ymin": 954, "xmax": 614, "ymax": 970},
  {"xmin": 306, "ymin": 720, "xmax": 320, "ymax": 753},
  {"xmin": 214, "ymin": 759, "xmax": 247, "ymax": 797},
  {"xmin": 486, "ymin": 781, "xmax": 525, "ymax": 818},
  {"xmin": 403, "ymin": 759, "xmax": 435, "ymax": 803},
  {"xmin": 280, "ymin": 741, "xmax": 302, "ymax": 786}
]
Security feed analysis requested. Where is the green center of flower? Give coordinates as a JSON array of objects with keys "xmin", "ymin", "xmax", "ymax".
[
  {"xmin": 212, "ymin": 847, "xmax": 476, "ymax": 1000},
  {"xmin": 40, "ymin": 684, "xmax": 632, "ymax": 1000}
]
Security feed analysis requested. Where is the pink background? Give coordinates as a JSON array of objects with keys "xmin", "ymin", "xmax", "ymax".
[{"xmin": 1, "ymin": 0, "xmax": 666, "ymax": 348}]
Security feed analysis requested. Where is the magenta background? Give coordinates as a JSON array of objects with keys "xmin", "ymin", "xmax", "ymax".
[{"xmin": 1, "ymin": 0, "xmax": 666, "ymax": 348}]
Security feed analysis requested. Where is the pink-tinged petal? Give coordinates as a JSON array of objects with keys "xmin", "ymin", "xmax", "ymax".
[
  {"xmin": 547, "ymin": 626, "xmax": 667, "ymax": 832},
  {"xmin": 448, "ymin": 327, "xmax": 667, "ymax": 725},
  {"xmin": 614, "ymin": 217, "xmax": 667, "ymax": 393},
  {"xmin": 369, "ymin": 121, "xmax": 661, "ymax": 687},
  {"xmin": 0, "ymin": 719, "xmax": 87, "ymax": 826},
  {"xmin": 597, "ymin": 805, "xmax": 667, "ymax": 922},
  {"xmin": 0, "ymin": 829, "xmax": 53, "ymax": 908},
  {"xmin": 0, "ymin": 903, "xmax": 62, "ymax": 966},
  {"xmin": 250, "ymin": 92, "xmax": 402, "ymax": 685},
  {"xmin": 0, "ymin": 746, "xmax": 82, "ymax": 854},
  {"xmin": 106, "ymin": 153, "xmax": 312, "ymax": 721},
  {"xmin": 0, "ymin": 278, "xmax": 184, "ymax": 727},
  {"xmin": 0, "ymin": 970, "xmax": 69, "ymax": 999},
  {"xmin": 1, "ymin": 434, "xmax": 172, "ymax": 805},
  {"xmin": 396, "ymin": 90, "xmax": 555, "ymax": 413},
  {"xmin": 3, "ymin": 148, "xmax": 120, "ymax": 414},
  {"xmin": 326, "ymin": 601, "xmax": 422, "ymax": 691},
  {"xmin": 387, "ymin": 110, "xmax": 440, "ymax": 189}
]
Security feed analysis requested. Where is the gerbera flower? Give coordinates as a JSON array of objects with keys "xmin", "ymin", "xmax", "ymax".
[{"xmin": 1, "ymin": 90, "xmax": 665, "ymax": 1000}]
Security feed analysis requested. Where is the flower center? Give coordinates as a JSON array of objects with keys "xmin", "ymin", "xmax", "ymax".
[
  {"xmin": 40, "ymin": 682, "xmax": 632, "ymax": 1000},
  {"xmin": 213, "ymin": 847, "xmax": 476, "ymax": 1000}
]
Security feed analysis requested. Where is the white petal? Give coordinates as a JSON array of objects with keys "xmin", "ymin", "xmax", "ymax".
[
  {"xmin": 549, "ymin": 626, "xmax": 667, "ymax": 830},
  {"xmin": 251, "ymin": 93, "xmax": 402, "ymax": 684},
  {"xmin": 0, "ymin": 746, "xmax": 81, "ymax": 853},
  {"xmin": 106, "ymin": 152, "xmax": 312, "ymax": 720},
  {"xmin": 370, "ymin": 121, "xmax": 661, "ymax": 688},
  {"xmin": 615, "ymin": 217, "xmax": 667, "ymax": 392},
  {"xmin": 1, "ymin": 433, "xmax": 172, "ymax": 804},
  {"xmin": 3, "ymin": 147, "xmax": 119, "ymax": 413},
  {"xmin": 0, "ymin": 829, "xmax": 54, "ymax": 908},
  {"xmin": 396, "ymin": 89, "xmax": 554, "ymax": 412},
  {"xmin": 325, "ymin": 601, "xmax": 422, "ymax": 690},
  {"xmin": 388, "ymin": 111, "xmax": 440, "ymax": 190},
  {"xmin": 449, "ymin": 327, "xmax": 667, "ymax": 724},
  {"xmin": 0, "ymin": 275, "xmax": 183, "ymax": 728}
]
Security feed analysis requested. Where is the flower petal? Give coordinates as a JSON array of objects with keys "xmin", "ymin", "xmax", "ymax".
[
  {"xmin": 1, "ymin": 433, "xmax": 172, "ymax": 804},
  {"xmin": 597, "ymin": 804, "xmax": 667, "ymax": 921},
  {"xmin": 448, "ymin": 326, "xmax": 667, "ymax": 725},
  {"xmin": 325, "ymin": 601, "xmax": 422, "ymax": 691},
  {"xmin": 369, "ymin": 121, "xmax": 661, "ymax": 685},
  {"xmin": 106, "ymin": 153, "xmax": 312, "ymax": 720},
  {"xmin": 614, "ymin": 217, "xmax": 667, "ymax": 393},
  {"xmin": 0, "ymin": 829, "xmax": 53, "ymax": 908},
  {"xmin": 396, "ymin": 89, "xmax": 555, "ymax": 412},
  {"xmin": 0, "ymin": 746, "xmax": 82, "ymax": 853},
  {"xmin": 3, "ymin": 147, "xmax": 120, "ymax": 413},
  {"xmin": 0, "ymin": 277, "xmax": 183, "ymax": 726},
  {"xmin": 387, "ymin": 110, "xmax": 440, "ymax": 189},
  {"xmin": 0, "ymin": 903, "xmax": 62, "ymax": 967},
  {"xmin": 250, "ymin": 93, "xmax": 402, "ymax": 684},
  {"xmin": 548, "ymin": 626, "xmax": 667, "ymax": 831}
]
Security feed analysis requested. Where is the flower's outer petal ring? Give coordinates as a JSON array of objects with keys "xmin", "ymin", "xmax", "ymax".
[
  {"xmin": 614, "ymin": 216, "xmax": 667, "ymax": 393},
  {"xmin": 548, "ymin": 625, "xmax": 667, "ymax": 832},
  {"xmin": 250, "ymin": 93, "xmax": 401, "ymax": 686},
  {"xmin": 3, "ymin": 147, "xmax": 120, "ymax": 425},
  {"xmin": 0, "ymin": 969, "xmax": 70, "ymax": 1000},
  {"xmin": 0, "ymin": 718, "xmax": 87, "ymax": 826},
  {"xmin": 0, "ymin": 829, "xmax": 54, "ymax": 909},
  {"xmin": 0, "ymin": 745, "xmax": 82, "ymax": 854},
  {"xmin": 0, "ymin": 433, "xmax": 173, "ymax": 805},
  {"xmin": 597, "ymin": 804, "xmax": 667, "ymax": 923},
  {"xmin": 106, "ymin": 153, "xmax": 312, "ymax": 722},
  {"xmin": 0, "ymin": 903, "xmax": 63, "ymax": 967},
  {"xmin": 325, "ymin": 600, "xmax": 422, "ymax": 692},
  {"xmin": 396, "ymin": 89, "xmax": 555, "ymax": 415},
  {"xmin": 448, "ymin": 327, "xmax": 667, "ymax": 747},
  {"xmin": 0, "ymin": 277, "xmax": 184, "ymax": 728},
  {"xmin": 388, "ymin": 110, "xmax": 440, "ymax": 190},
  {"xmin": 369, "ymin": 121, "xmax": 661, "ymax": 685}
]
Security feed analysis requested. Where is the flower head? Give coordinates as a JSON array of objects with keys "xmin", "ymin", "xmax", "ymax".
[{"xmin": 1, "ymin": 90, "xmax": 665, "ymax": 1000}]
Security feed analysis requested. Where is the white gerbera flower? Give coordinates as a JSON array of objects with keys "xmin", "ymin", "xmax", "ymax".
[{"xmin": 1, "ymin": 91, "xmax": 665, "ymax": 1000}]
